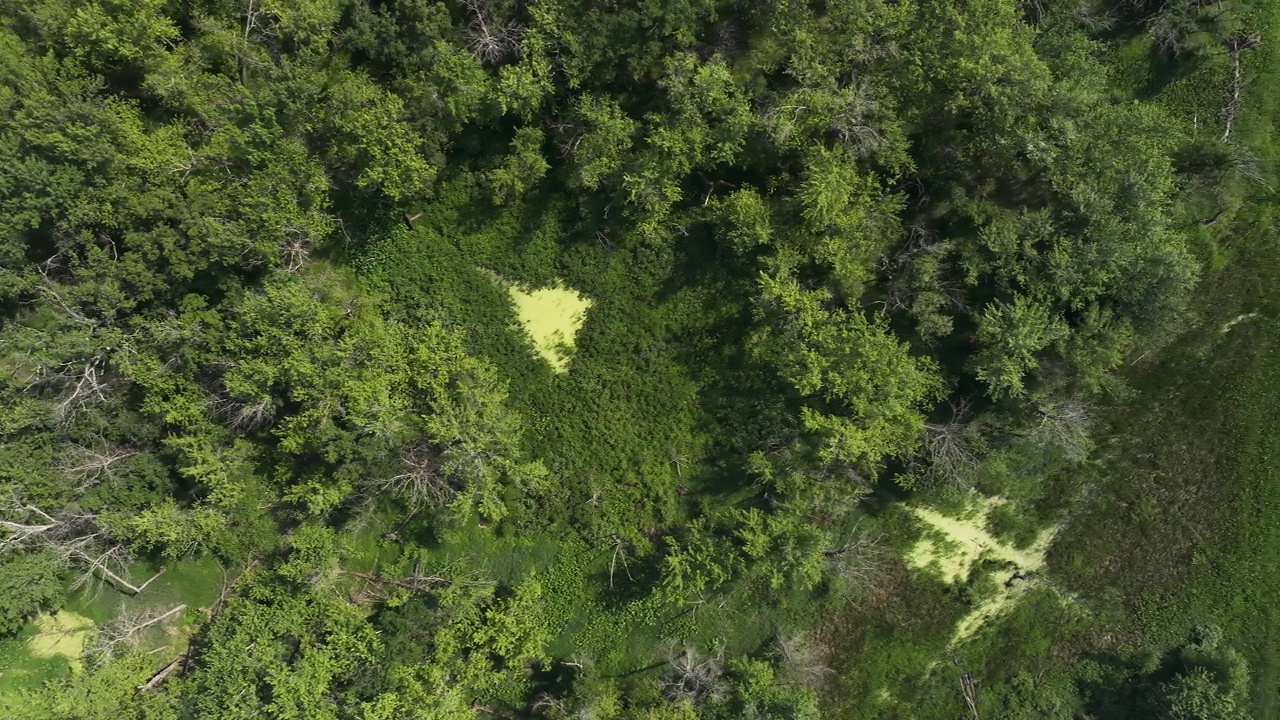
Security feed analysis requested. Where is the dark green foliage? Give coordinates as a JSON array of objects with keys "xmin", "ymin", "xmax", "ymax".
[
  {"xmin": 0, "ymin": 551, "xmax": 62, "ymax": 636},
  {"xmin": 0, "ymin": 0, "xmax": 1275, "ymax": 716}
]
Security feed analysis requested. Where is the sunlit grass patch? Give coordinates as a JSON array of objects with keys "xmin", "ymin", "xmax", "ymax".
[
  {"xmin": 494, "ymin": 276, "xmax": 592, "ymax": 373},
  {"xmin": 907, "ymin": 496, "xmax": 1059, "ymax": 646},
  {"xmin": 26, "ymin": 611, "xmax": 94, "ymax": 673}
]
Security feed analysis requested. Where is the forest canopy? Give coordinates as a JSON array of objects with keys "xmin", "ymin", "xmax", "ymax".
[{"xmin": 0, "ymin": 0, "xmax": 1276, "ymax": 717}]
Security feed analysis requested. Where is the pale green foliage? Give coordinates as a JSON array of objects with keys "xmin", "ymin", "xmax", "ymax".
[
  {"xmin": 716, "ymin": 188, "xmax": 772, "ymax": 254},
  {"xmin": 1160, "ymin": 668, "xmax": 1248, "ymax": 720},
  {"xmin": 794, "ymin": 146, "xmax": 903, "ymax": 296},
  {"xmin": 565, "ymin": 95, "xmax": 638, "ymax": 190},
  {"xmin": 51, "ymin": 0, "xmax": 178, "ymax": 68},
  {"xmin": 974, "ymin": 295, "xmax": 1069, "ymax": 399},
  {"xmin": 752, "ymin": 272, "xmax": 942, "ymax": 468},
  {"xmin": 186, "ymin": 586, "xmax": 381, "ymax": 720},
  {"xmin": 661, "ymin": 518, "xmax": 737, "ymax": 601},
  {"xmin": 733, "ymin": 508, "xmax": 829, "ymax": 592},
  {"xmin": 324, "ymin": 72, "xmax": 436, "ymax": 202},
  {"xmin": 2, "ymin": 651, "xmax": 179, "ymax": 720},
  {"xmin": 0, "ymin": 550, "xmax": 63, "ymax": 635},
  {"xmin": 488, "ymin": 126, "xmax": 551, "ymax": 204},
  {"xmin": 123, "ymin": 499, "xmax": 229, "ymax": 559}
]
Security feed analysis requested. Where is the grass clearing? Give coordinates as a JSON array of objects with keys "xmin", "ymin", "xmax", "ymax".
[
  {"xmin": 0, "ymin": 555, "xmax": 226, "ymax": 700},
  {"xmin": 908, "ymin": 496, "xmax": 1060, "ymax": 647},
  {"xmin": 498, "ymin": 277, "xmax": 593, "ymax": 373},
  {"xmin": 26, "ymin": 611, "xmax": 94, "ymax": 672}
]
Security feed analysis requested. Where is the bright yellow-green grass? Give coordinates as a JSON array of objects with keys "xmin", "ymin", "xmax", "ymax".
[
  {"xmin": 26, "ymin": 611, "xmax": 94, "ymax": 674},
  {"xmin": 907, "ymin": 496, "xmax": 1058, "ymax": 647},
  {"xmin": 501, "ymin": 278, "xmax": 592, "ymax": 373}
]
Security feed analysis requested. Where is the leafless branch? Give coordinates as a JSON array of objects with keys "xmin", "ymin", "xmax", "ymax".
[
  {"xmin": 46, "ymin": 355, "xmax": 112, "ymax": 425},
  {"xmin": 1222, "ymin": 34, "xmax": 1263, "ymax": 141},
  {"xmin": 825, "ymin": 528, "xmax": 887, "ymax": 593},
  {"xmin": 281, "ymin": 228, "xmax": 311, "ymax": 272},
  {"xmin": 1032, "ymin": 399, "xmax": 1093, "ymax": 462},
  {"xmin": 213, "ymin": 391, "xmax": 276, "ymax": 432},
  {"xmin": 88, "ymin": 604, "xmax": 187, "ymax": 660},
  {"xmin": 908, "ymin": 398, "xmax": 981, "ymax": 488},
  {"xmin": 464, "ymin": 0, "xmax": 522, "ymax": 65},
  {"xmin": 138, "ymin": 653, "xmax": 188, "ymax": 691},
  {"xmin": 55, "ymin": 442, "xmax": 140, "ymax": 490},
  {"xmin": 660, "ymin": 644, "xmax": 728, "ymax": 705},
  {"xmin": 961, "ymin": 672, "xmax": 981, "ymax": 720},
  {"xmin": 608, "ymin": 534, "xmax": 634, "ymax": 589},
  {"xmin": 0, "ymin": 498, "xmax": 158, "ymax": 596},
  {"xmin": 369, "ymin": 443, "xmax": 457, "ymax": 510},
  {"xmin": 773, "ymin": 632, "xmax": 833, "ymax": 688}
]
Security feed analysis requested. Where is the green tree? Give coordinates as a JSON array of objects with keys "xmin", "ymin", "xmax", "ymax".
[
  {"xmin": 751, "ymin": 272, "xmax": 942, "ymax": 470},
  {"xmin": 0, "ymin": 550, "xmax": 63, "ymax": 635}
]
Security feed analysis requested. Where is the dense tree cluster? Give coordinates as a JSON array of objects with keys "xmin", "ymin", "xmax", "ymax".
[{"xmin": 0, "ymin": 0, "xmax": 1268, "ymax": 717}]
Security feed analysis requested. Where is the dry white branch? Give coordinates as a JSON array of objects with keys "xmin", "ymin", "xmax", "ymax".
[
  {"xmin": 89, "ymin": 604, "xmax": 187, "ymax": 660},
  {"xmin": 660, "ymin": 644, "xmax": 728, "ymax": 705},
  {"xmin": 1222, "ymin": 34, "xmax": 1262, "ymax": 141},
  {"xmin": 49, "ymin": 355, "xmax": 111, "ymax": 425},
  {"xmin": 370, "ymin": 443, "xmax": 457, "ymax": 510},
  {"xmin": 1032, "ymin": 399, "xmax": 1093, "ymax": 461},
  {"xmin": 0, "ymin": 499, "xmax": 156, "ymax": 596},
  {"xmin": 464, "ymin": 0, "xmax": 522, "ymax": 65},
  {"xmin": 56, "ymin": 442, "xmax": 140, "ymax": 489},
  {"xmin": 138, "ymin": 653, "xmax": 188, "ymax": 691},
  {"xmin": 773, "ymin": 632, "xmax": 833, "ymax": 688},
  {"xmin": 825, "ymin": 529, "xmax": 887, "ymax": 593}
]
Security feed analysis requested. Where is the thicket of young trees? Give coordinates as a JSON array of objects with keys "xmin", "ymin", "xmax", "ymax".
[{"xmin": 0, "ymin": 0, "xmax": 1269, "ymax": 717}]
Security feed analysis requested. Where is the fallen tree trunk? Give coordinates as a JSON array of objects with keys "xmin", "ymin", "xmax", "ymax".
[{"xmin": 138, "ymin": 653, "xmax": 187, "ymax": 692}]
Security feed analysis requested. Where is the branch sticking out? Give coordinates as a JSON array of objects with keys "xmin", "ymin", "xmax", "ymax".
[{"xmin": 1222, "ymin": 33, "xmax": 1263, "ymax": 141}]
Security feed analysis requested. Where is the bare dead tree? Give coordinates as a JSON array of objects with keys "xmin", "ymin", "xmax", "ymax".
[
  {"xmin": 1071, "ymin": 1, "xmax": 1117, "ymax": 32},
  {"xmin": 920, "ymin": 425, "xmax": 980, "ymax": 488},
  {"xmin": 546, "ymin": 118, "xmax": 586, "ymax": 159},
  {"xmin": 138, "ymin": 653, "xmax": 188, "ymax": 691},
  {"xmin": 27, "ymin": 353, "xmax": 113, "ymax": 426},
  {"xmin": 1148, "ymin": 4, "xmax": 1198, "ymax": 57},
  {"xmin": 827, "ymin": 81, "xmax": 885, "ymax": 155},
  {"xmin": 906, "ymin": 398, "xmax": 981, "ymax": 488},
  {"xmin": 369, "ymin": 443, "xmax": 457, "ymax": 510},
  {"xmin": 0, "ymin": 499, "xmax": 98, "ymax": 552},
  {"xmin": 960, "ymin": 672, "xmax": 981, "ymax": 720},
  {"xmin": 812, "ymin": 461, "xmax": 872, "ymax": 498},
  {"xmin": 607, "ymin": 534, "xmax": 634, "ymax": 589},
  {"xmin": 0, "ymin": 497, "xmax": 162, "ymax": 596},
  {"xmin": 471, "ymin": 704, "xmax": 525, "ymax": 720},
  {"xmin": 87, "ymin": 604, "xmax": 187, "ymax": 660},
  {"xmin": 211, "ymin": 385, "xmax": 277, "ymax": 432},
  {"xmin": 239, "ymin": 0, "xmax": 280, "ymax": 84},
  {"xmin": 1222, "ymin": 33, "xmax": 1263, "ymax": 141},
  {"xmin": 825, "ymin": 528, "xmax": 887, "ymax": 594},
  {"xmin": 464, "ymin": 0, "xmax": 523, "ymax": 65},
  {"xmin": 1031, "ymin": 399, "xmax": 1093, "ymax": 462},
  {"xmin": 227, "ymin": 397, "xmax": 276, "ymax": 432},
  {"xmin": 34, "ymin": 254, "xmax": 94, "ymax": 327},
  {"xmin": 531, "ymin": 693, "xmax": 572, "ymax": 718},
  {"xmin": 68, "ymin": 546, "xmax": 166, "ymax": 596},
  {"xmin": 660, "ymin": 644, "xmax": 729, "ymax": 705},
  {"xmin": 55, "ymin": 442, "xmax": 140, "ymax": 490},
  {"xmin": 281, "ymin": 229, "xmax": 311, "ymax": 272},
  {"xmin": 773, "ymin": 632, "xmax": 833, "ymax": 688},
  {"xmin": 338, "ymin": 557, "xmax": 494, "ymax": 604}
]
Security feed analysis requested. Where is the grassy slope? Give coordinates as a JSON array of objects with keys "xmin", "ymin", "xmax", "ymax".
[
  {"xmin": 1051, "ymin": 2, "xmax": 1280, "ymax": 711},
  {"xmin": 819, "ymin": 6, "xmax": 1280, "ymax": 717}
]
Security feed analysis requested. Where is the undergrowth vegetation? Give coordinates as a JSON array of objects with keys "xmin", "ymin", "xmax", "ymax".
[{"xmin": 0, "ymin": 0, "xmax": 1276, "ymax": 717}]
